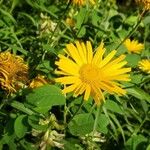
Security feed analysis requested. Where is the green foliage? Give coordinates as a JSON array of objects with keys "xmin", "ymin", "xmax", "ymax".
[
  {"xmin": 0, "ymin": 0, "xmax": 150, "ymax": 149},
  {"xmin": 68, "ymin": 113, "xmax": 94, "ymax": 136},
  {"xmin": 14, "ymin": 115, "xmax": 28, "ymax": 138},
  {"xmin": 26, "ymin": 85, "xmax": 66, "ymax": 113},
  {"xmin": 125, "ymin": 54, "xmax": 141, "ymax": 67}
]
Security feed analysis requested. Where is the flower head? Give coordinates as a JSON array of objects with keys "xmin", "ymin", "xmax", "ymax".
[
  {"xmin": 138, "ymin": 59, "xmax": 150, "ymax": 73},
  {"xmin": 124, "ymin": 39, "xmax": 144, "ymax": 54},
  {"xmin": 136, "ymin": 0, "xmax": 150, "ymax": 10},
  {"xmin": 55, "ymin": 41, "xmax": 131, "ymax": 105},
  {"xmin": 72, "ymin": 0, "xmax": 95, "ymax": 6},
  {"xmin": 0, "ymin": 51, "xmax": 28, "ymax": 93}
]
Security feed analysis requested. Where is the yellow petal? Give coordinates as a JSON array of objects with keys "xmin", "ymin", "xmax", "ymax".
[
  {"xmin": 92, "ymin": 42, "xmax": 105, "ymax": 65},
  {"xmin": 81, "ymin": 42, "xmax": 88, "ymax": 63},
  {"xmin": 76, "ymin": 41, "xmax": 87, "ymax": 63},
  {"xmin": 86, "ymin": 41, "xmax": 93, "ymax": 63},
  {"xmin": 55, "ymin": 55, "xmax": 79, "ymax": 76},
  {"xmin": 66, "ymin": 43, "xmax": 83, "ymax": 65},
  {"xmin": 103, "ymin": 61, "xmax": 127, "ymax": 72},
  {"xmin": 74, "ymin": 82, "xmax": 86, "ymax": 97},
  {"xmin": 94, "ymin": 89, "xmax": 104, "ymax": 105},
  {"xmin": 55, "ymin": 76, "xmax": 80, "ymax": 84},
  {"xmin": 62, "ymin": 81, "xmax": 80, "ymax": 94},
  {"xmin": 84, "ymin": 84, "xmax": 91, "ymax": 101},
  {"xmin": 99, "ymin": 50, "xmax": 117, "ymax": 68}
]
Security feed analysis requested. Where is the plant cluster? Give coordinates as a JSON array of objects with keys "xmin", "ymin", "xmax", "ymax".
[{"xmin": 0, "ymin": 0, "xmax": 150, "ymax": 150}]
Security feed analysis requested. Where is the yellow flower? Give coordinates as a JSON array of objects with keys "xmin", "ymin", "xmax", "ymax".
[
  {"xmin": 29, "ymin": 75, "xmax": 49, "ymax": 88},
  {"xmin": 136, "ymin": 0, "xmax": 150, "ymax": 10},
  {"xmin": 66, "ymin": 18, "xmax": 75, "ymax": 27},
  {"xmin": 138, "ymin": 59, "xmax": 150, "ymax": 73},
  {"xmin": 72, "ymin": 0, "xmax": 95, "ymax": 6},
  {"xmin": 55, "ymin": 41, "xmax": 131, "ymax": 105},
  {"xmin": 124, "ymin": 39, "xmax": 144, "ymax": 54},
  {"xmin": 0, "ymin": 51, "xmax": 28, "ymax": 93}
]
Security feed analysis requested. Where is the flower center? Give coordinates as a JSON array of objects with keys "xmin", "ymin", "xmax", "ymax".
[{"xmin": 79, "ymin": 64, "xmax": 101, "ymax": 84}]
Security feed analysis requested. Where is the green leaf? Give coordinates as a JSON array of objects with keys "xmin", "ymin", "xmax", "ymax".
[
  {"xmin": 127, "ymin": 87, "xmax": 150, "ymax": 103},
  {"xmin": 43, "ymin": 44, "xmax": 56, "ymax": 54},
  {"xmin": 125, "ymin": 54, "xmax": 141, "ymax": 67},
  {"xmin": 125, "ymin": 134, "xmax": 147, "ymax": 150},
  {"xmin": 26, "ymin": 0, "xmax": 57, "ymax": 19},
  {"xmin": 143, "ymin": 16, "xmax": 150, "ymax": 25},
  {"xmin": 19, "ymin": 139, "xmax": 36, "ymax": 150},
  {"xmin": 14, "ymin": 115, "xmax": 28, "ymax": 138},
  {"xmin": 26, "ymin": 85, "xmax": 66, "ymax": 113},
  {"xmin": 146, "ymin": 144, "xmax": 150, "ymax": 150},
  {"xmin": 91, "ymin": 10, "xmax": 101, "ymax": 26},
  {"xmin": 125, "ymin": 16, "xmax": 138, "ymax": 25},
  {"xmin": 131, "ymin": 74, "xmax": 143, "ymax": 84},
  {"xmin": 28, "ymin": 115, "xmax": 47, "ymax": 131},
  {"xmin": 37, "ymin": 60, "xmax": 53, "ymax": 73},
  {"xmin": 75, "ymin": 8, "xmax": 87, "ymax": 29},
  {"xmin": 68, "ymin": 113, "xmax": 94, "ymax": 136},
  {"xmin": 0, "ymin": 8, "xmax": 16, "ymax": 24},
  {"xmin": 11, "ymin": 101, "xmax": 34, "ymax": 115},
  {"xmin": 104, "ymin": 100, "xmax": 124, "ymax": 115},
  {"xmin": 77, "ymin": 26, "xmax": 86, "ymax": 38},
  {"xmin": 97, "ymin": 114, "xmax": 109, "ymax": 134},
  {"xmin": 141, "ymin": 100, "xmax": 149, "ymax": 113},
  {"xmin": 64, "ymin": 138, "xmax": 81, "ymax": 150},
  {"xmin": 19, "ymin": 12, "xmax": 37, "ymax": 26},
  {"xmin": 109, "ymin": 114, "xmax": 125, "ymax": 142},
  {"xmin": 0, "ymin": 134, "xmax": 17, "ymax": 150}
]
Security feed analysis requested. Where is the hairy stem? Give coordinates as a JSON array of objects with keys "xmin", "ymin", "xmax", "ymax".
[
  {"xmin": 115, "ymin": 9, "xmax": 146, "ymax": 50},
  {"xmin": 92, "ymin": 103, "xmax": 103, "ymax": 135}
]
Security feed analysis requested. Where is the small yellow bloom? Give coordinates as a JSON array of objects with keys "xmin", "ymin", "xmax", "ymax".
[
  {"xmin": 55, "ymin": 41, "xmax": 131, "ymax": 105},
  {"xmin": 29, "ymin": 75, "xmax": 49, "ymax": 88},
  {"xmin": 138, "ymin": 59, "xmax": 150, "ymax": 73},
  {"xmin": 0, "ymin": 51, "xmax": 28, "ymax": 93},
  {"xmin": 66, "ymin": 18, "xmax": 75, "ymax": 27},
  {"xmin": 124, "ymin": 39, "xmax": 144, "ymax": 54},
  {"xmin": 136, "ymin": 0, "xmax": 150, "ymax": 10},
  {"xmin": 72, "ymin": 0, "xmax": 95, "ymax": 6}
]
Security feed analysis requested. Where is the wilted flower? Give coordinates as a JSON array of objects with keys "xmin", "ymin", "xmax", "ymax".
[
  {"xmin": 138, "ymin": 59, "xmax": 150, "ymax": 73},
  {"xmin": 55, "ymin": 41, "xmax": 131, "ymax": 105},
  {"xmin": 136, "ymin": 0, "xmax": 150, "ymax": 10},
  {"xmin": 124, "ymin": 39, "xmax": 144, "ymax": 54},
  {"xmin": 72, "ymin": 0, "xmax": 95, "ymax": 6},
  {"xmin": 0, "ymin": 51, "xmax": 28, "ymax": 93}
]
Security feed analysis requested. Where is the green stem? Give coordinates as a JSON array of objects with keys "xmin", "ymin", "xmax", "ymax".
[
  {"xmin": 63, "ymin": 103, "xmax": 67, "ymax": 125},
  {"xmin": 115, "ymin": 9, "xmax": 146, "ymax": 50},
  {"xmin": 92, "ymin": 104, "xmax": 103, "ymax": 134},
  {"xmin": 48, "ymin": 0, "xmax": 72, "ymax": 45},
  {"xmin": 66, "ymin": 98, "xmax": 84, "ymax": 125},
  {"xmin": 132, "ymin": 117, "xmax": 147, "ymax": 136},
  {"xmin": 0, "ymin": 99, "xmax": 6, "ymax": 110}
]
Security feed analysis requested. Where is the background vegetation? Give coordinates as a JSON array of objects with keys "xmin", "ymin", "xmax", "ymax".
[{"xmin": 0, "ymin": 0, "xmax": 150, "ymax": 149}]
